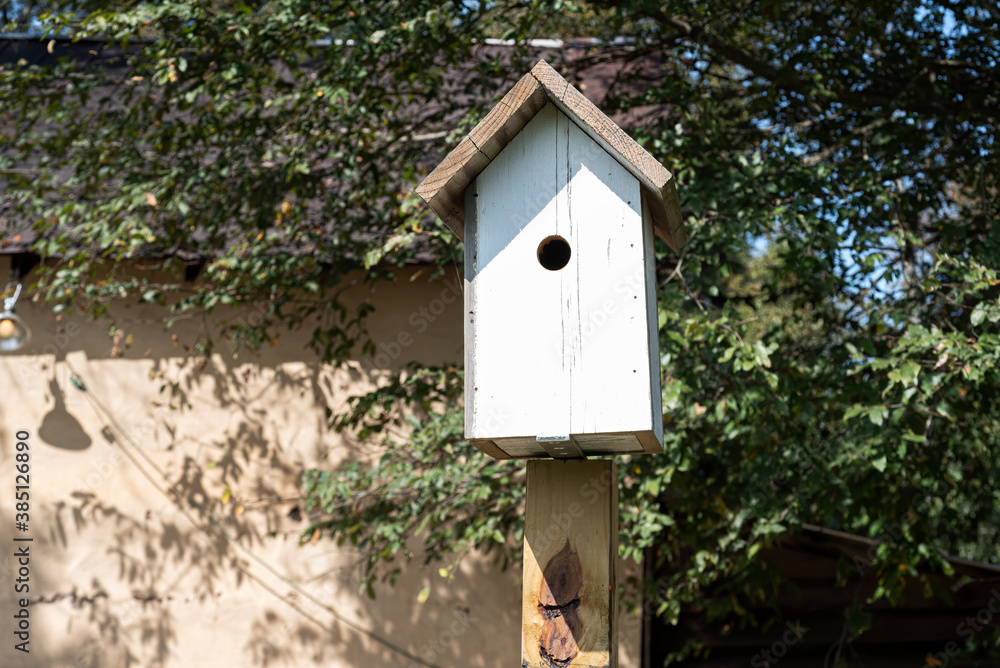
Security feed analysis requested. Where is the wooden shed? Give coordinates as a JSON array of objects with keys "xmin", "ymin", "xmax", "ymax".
[{"xmin": 645, "ymin": 524, "xmax": 1000, "ymax": 667}]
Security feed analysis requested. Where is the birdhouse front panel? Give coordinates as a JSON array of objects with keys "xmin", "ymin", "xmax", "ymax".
[{"xmin": 464, "ymin": 104, "xmax": 663, "ymax": 459}]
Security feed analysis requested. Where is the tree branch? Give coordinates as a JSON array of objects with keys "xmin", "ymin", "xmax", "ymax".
[{"xmin": 643, "ymin": 10, "xmax": 995, "ymax": 122}]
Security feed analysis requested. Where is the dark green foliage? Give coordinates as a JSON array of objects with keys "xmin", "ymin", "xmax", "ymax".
[
  {"xmin": 2, "ymin": 1, "xmax": 998, "ymax": 664},
  {"xmin": 303, "ymin": 367, "xmax": 525, "ymax": 596}
]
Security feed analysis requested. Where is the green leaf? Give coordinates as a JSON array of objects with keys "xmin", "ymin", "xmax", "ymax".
[
  {"xmin": 867, "ymin": 406, "xmax": 886, "ymax": 426},
  {"xmin": 899, "ymin": 360, "xmax": 920, "ymax": 387},
  {"xmin": 970, "ymin": 303, "xmax": 986, "ymax": 326}
]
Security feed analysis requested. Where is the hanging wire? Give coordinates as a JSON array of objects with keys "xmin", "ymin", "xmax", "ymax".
[
  {"xmin": 61, "ymin": 363, "xmax": 444, "ymax": 668},
  {"xmin": 25, "ymin": 299, "xmax": 447, "ymax": 666}
]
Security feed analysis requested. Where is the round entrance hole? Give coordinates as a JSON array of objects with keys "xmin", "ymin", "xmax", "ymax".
[{"xmin": 537, "ymin": 235, "xmax": 571, "ymax": 271}]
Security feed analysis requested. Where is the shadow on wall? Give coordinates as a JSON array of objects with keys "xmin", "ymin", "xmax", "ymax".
[
  {"xmin": 22, "ymin": 485, "xmax": 510, "ymax": 668},
  {"xmin": 0, "ymin": 264, "xmax": 492, "ymax": 668},
  {"xmin": 38, "ymin": 377, "xmax": 92, "ymax": 451}
]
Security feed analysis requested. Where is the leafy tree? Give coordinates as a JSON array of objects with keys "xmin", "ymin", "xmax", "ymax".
[{"xmin": 2, "ymin": 0, "xmax": 999, "ymax": 664}]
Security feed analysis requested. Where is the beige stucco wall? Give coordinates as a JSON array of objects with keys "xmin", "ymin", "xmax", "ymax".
[{"xmin": 0, "ymin": 260, "xmax": 642, "ymax": 667}]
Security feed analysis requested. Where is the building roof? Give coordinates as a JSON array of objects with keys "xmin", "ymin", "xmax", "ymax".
[
  {"xmin": 416, "ymin": 60, "xmax": 686, "ymax": 252},
  {"xmin": 1, "ymin": 36, "xmax": 681, "ymax": 264},
  {"xmin": 649, "ymin": 523, "xmax": 1000, "ymax": 667}
]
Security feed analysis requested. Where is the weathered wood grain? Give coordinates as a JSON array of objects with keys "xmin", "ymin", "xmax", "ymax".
[
  {"xmin": 414, "ymin": 136, "xmax": 489, "ymax": 240},
  {"xmin": 522, "ymin": 460, "xmax": 618, "ymax": 668},
  {"xmin": 468, "ymin": 72, "xmax": 547, "ymax": 160},
  {"xmin": 415, "ymin": 59, "xmax": 686, "ymax": 252},
  {"xmin": 539, "ymin": 541, "xmax": 583, "ymax": 608},
  {"xmin": 529, "ymin": 60, "xmax": 685, "ymax": 251}
]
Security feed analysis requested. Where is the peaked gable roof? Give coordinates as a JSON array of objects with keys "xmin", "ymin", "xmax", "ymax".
[{"xmin": 416, "ymin": 59, "xmax": 686, "ymax": 252}]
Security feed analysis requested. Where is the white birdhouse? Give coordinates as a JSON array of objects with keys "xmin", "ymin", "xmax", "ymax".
[{"xmin": 417, "ymin": 60, "xmax": 686, "ymax": 460}]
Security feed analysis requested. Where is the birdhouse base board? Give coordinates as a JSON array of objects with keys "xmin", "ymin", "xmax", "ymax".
[{"xmin": 470, "ymin": 430, "xmax": 662, "ymax": 460}]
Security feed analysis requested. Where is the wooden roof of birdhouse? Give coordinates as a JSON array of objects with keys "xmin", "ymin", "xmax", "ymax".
[{"xmin": 416, "ymin": 59, "xmax": 686, "ymax": 252}]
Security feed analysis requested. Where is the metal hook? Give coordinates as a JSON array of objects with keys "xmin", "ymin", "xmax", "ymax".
[{"xmin": 3, "ymin": 282, "xmax": 21, "ymax": 312}]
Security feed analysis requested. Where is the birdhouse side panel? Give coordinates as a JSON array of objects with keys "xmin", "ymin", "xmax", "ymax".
[{"xmin": 642, "ymin": 194, "xmax": 665, "ymax": 447}]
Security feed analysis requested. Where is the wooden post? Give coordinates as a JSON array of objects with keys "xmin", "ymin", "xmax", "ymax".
[{"xmin": 522, "ymin": 460, "xmax": 618, "ymax": 668}]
